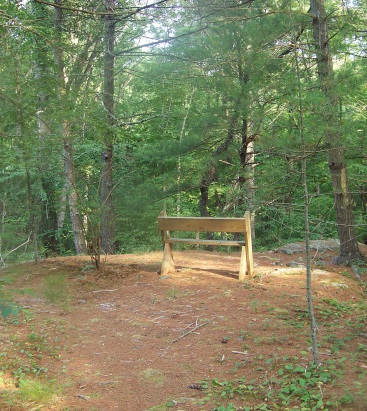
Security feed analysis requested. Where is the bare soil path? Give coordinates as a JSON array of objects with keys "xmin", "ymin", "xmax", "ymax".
[{"xmin": 1, "ymin": 244, "xmax": 367, "ymax": 410}]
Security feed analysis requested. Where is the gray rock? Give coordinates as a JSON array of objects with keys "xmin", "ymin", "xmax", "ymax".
[
  {"xmin": 276, "ymin": 243, "xmax": 304, "ymax": 255},
  {"xmin": 276, "ymin": 239, "xmax": 340, "ymax": 255},
  {"xmin": 309, "ymin": 239, "xmax": 340, "ymax": 251},
  {"xmin": 287, "ymin": 261, "xmax": 306, "ymax": 268}
]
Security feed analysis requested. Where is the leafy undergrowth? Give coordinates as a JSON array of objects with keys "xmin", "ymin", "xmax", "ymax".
[
  {"xmin": 0, "ymin": 309, "xmax": 69, "ymax": 410},
  {"xmin": 0, "ymin": 273, "xmax": 69, "ymax": 411},
  {"xmin": 195, "ymin": 358, "xmax": 365, "ymax": 411},
  {"xmin": 188, "ymin": 298, "xmax": 367, "ymax": 411}
]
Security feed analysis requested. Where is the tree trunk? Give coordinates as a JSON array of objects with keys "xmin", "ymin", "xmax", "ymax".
[
  {"xmin": 57, "ymin": 183, "xmax": 67, "ymax": 232},
  {"xmin": 198, "ymin": 100, "xmax": 240, "ymax": 217},
  {"xmin": 295, "ymin": 46, "xmax": 319, "ymax": 364},
  {"xmin": 34, "ymin": 14, "xmax": 59, "ymax": 256},
  {"xmin": 26, "ymin": 168, "xmax": 39, "ymax": 264},
  {"xmin": 15, "ymin": 54, "xmax": 40, "ymax": 263},
  {"xmin": 224, "ymin": 42, "xmax": 256, "ymax": 225},
  {"xmin": 0, "ymin": 195, "xmax": 6, "ymax": 267},
  {"xmin": 63, "ymin": 138, "xmax": 87, "ymax": 255},
  {"xmin": 310, "ymin": 0, "xmax": 362, "ymax": 262},
  {"xmin": 177, "ymin": 88, "xmax": 195, "ymax": 215},
  {"xmin": 53, "ymin": 1, "xmax": 87, "ymax": 255},
  {"xmin": 101, "ymin": 0, "xmax": 116, "ymax": 254},
  {"xmin": 199, "ymin": 162, "xmax": 216, "ymax": 217},
  {"xmin": 238, "ymin": 117, "xmax": 256, "ymax": 238}
]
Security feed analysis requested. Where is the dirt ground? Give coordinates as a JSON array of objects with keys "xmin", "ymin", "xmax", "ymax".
[{"xmin": 1, "ymin": 243, "xmax": 367, "ymax": 411}]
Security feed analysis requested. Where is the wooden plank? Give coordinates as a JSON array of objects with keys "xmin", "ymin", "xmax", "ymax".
[
  {"xmin": 161, "ymin": 243, "xmax": 175, "ymax": 275},
  {"xmin": 244, "ymin": 211, "xmax": 254, "ymax": 277},
  {"xmin": 166, "ymin": 238, "xmax": 245, "ymax": 246},
  {"xmin": 239, "ymin": 245, "xmax": 247, "ymax": 281},
  {"xmin": 158, "ymin": 216, "xmax": 248, "ymax": 232}
]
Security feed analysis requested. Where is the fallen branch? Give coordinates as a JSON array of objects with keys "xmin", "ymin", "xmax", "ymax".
[
  {"xmin": 171, "ymin": 317, "xmax": 215, "ymax": 343},
  {"xmin": 2, "ymin": 233, "xmax": 32, "ymax": 258}
]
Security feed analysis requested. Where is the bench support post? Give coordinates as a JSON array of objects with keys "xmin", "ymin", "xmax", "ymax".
[
  {"xmin": 239, "ymin": 246, "xmax": 247, "ymax": 281},
  {"xmin": 244, "ymin": 211, "xmax": 254, "ymax": 278},
  {"xmin": 161, "ymin": 243, "xmax": 175, "ymax": 275}
]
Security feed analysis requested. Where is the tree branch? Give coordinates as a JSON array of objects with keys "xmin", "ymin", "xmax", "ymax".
[
  {"xmin": 115, "ymin": 26, "xmax": 208, "ymax": 55},
  {"xmin": 33, "ymin": 0, "xmax": 171, "ymax": 18},
  {"xmin": 117, "ymin": 114, "xmax": 165, "ymax": 127},
  {"xmin": 278, "ymin": 26, "xmax": 306, "ymax": 58}
]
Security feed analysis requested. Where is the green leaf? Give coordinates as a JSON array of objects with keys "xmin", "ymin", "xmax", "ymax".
[{"xmin": 1, "ymin": 306, "xmax": 15, "ymax": 318}]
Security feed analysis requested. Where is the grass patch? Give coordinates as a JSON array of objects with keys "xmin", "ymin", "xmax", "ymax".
[
  {"xmin": 19, "ymin": 377, "xmax": 59, "ymax": 404},
  {"xmin": 42, "ymin": 274, "xmax": 70, "ymax": 310},
  {"xmin": 1, "ymin": 377, "xmax": 61, "ymax": 410},
  {"xmin": 0, "ymin": 315, "xmax": 66, "ymax": 410}
]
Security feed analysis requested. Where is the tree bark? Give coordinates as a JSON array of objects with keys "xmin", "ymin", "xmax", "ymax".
[
  {"xmin": 33, "ymin": 8, "xmax": 60, "ymax": 256},
  {"xmin": 309, "ymin": 0, "xmax": 362, "ymax": 262},
  {"xmin": 295, "ymin": 46, "xmax": 319, "ymax": 364},
  {"xmin": 63, "ymin": 137, "xmax": 87, "ymax": 255},
  {"xmin": 177, "ymin": 88, "xmax": 195, "ymax": 215},
  {"xmin": 14, "ymin": 52, "xmax": 40, "ymax": 263},
  {"xmin": 101, "ymin": 0, "xmax": 116, "ymax": 254},
  {"xmin": 198, "ymin": 99, "xmax": 240, "ymax": 217},
  {"xmin": 199, "ymin": 162, "xmax": 216, "ymax": 217},
  {"xmin": 238, "ymin": 117, "xmax": 256, "ymax": 238},
  {"xmin": 53, "ymin": 1, "xmax": 87, "ymax": 255}
]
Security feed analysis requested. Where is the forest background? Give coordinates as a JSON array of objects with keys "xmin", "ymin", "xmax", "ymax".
[{"xmin": 0, "ymin": 0, "xmax": 366, "ymax": 266}]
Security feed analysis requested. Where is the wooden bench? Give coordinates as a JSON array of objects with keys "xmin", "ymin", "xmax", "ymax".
[{"xmin": 158, "ymin": 210, "xmax": 254, "ymax": 280}]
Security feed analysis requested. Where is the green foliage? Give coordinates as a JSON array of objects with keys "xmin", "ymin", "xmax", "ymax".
[
  {"xmin": 201, "ymin": 359, "xmax": 349, "ymax": 411},
  {"xmin": 0, "ymin": 0, "xmax": 366, "ymax": 257},
  {"xmin": 18, "ymin": 377, "xmax": 59, "ymax": 404},
  {"xmin": 0, "ymin": 315, "xmax": 64, "ymax": 409},
  {"xmin": 42, "ymin": 274, "xmax": 70, "ymax": 310},
  {"xmin": 197, "ymin": 297, "xmax": 367, "ymax": 410},
  {"xmin": 0, "ymin": 277, "xmax": 19, "ymax": 318}
]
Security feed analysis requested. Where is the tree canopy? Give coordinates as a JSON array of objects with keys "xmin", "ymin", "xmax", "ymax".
[{"xmin": 0, "ymin": 0, "xmax": 366, "ymax": 263}]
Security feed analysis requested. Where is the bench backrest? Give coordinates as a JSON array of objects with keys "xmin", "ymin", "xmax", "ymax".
[{"xmin": 158, "ymin": 214, "xmax": 249, "ymax": 233}]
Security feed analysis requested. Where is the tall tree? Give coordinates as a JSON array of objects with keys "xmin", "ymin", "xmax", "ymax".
[
  {"xmin": 101, "ymin": 0, "xmax": 116, "ymax": 254},
  {"xmin": 294, "ymin": 43, "xmax": 319, "ymax": 364},
  {"xmin": 53, "ymin": 0, "xmax": 87, "ymax": 255},
  {"xmin": 309, "ymin": 0, "xmax": 362, "ymax": 262}
]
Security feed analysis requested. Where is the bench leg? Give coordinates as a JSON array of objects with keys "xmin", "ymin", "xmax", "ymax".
[
  {"xmin": 244, "ymin": 213, "xmax": 254, "ymax": 278},
  {"xmin": 161, "ymin": 243, "xmax": 175, "ymax": 275},
  {"xmin": 245, "ymin": 242, "xmax": 254, "ymax": 278},
  {"xmin": 239, "ymin": 246, "xmax": 247, "ymax": 281}
]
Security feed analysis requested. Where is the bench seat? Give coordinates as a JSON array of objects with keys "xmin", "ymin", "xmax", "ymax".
[{"xmin": 166, "ymin": 238, "xmax": 246, "ymax": 246}]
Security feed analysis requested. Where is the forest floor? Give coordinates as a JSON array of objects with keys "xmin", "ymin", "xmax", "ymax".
[{"xmin": 1, "ymin": 241, "xmax": 367, "ymax": 411}]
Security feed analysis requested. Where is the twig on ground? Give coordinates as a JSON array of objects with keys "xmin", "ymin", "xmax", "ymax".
[
  {"xmin": 76, "ymin": 394, "xmax": 89, "ymax": 400},
  {"xmin": 171, "ymin": 317, "xmax": 215, "ymax": 343}
]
